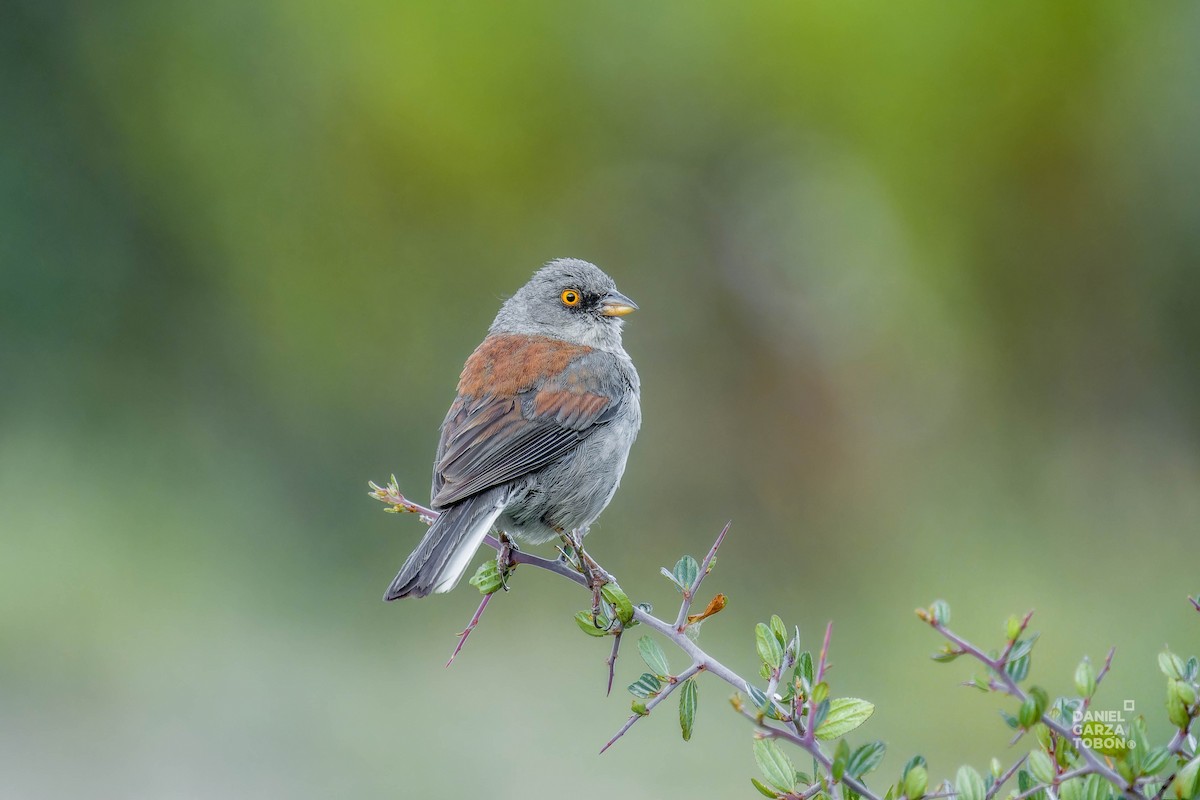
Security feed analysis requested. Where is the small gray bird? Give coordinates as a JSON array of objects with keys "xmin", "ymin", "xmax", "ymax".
[{"xmin": 385, "ymin": 258, "xmax": 641, "ymax": 600}]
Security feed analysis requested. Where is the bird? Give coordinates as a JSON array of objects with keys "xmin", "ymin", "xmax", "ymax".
[{"xmin": 384, "ymin": 258, "xmax": 641, "ymax": 601}]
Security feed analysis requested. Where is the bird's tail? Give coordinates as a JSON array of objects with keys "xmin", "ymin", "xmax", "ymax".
[{"xmin": 383, "ymin": 489, "xmax": 506, "ymax": 600}]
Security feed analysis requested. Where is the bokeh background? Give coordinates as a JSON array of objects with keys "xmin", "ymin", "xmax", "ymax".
[{"xmin": 3, "ymin": 1, "xmax": 1198, "ymax": 797}]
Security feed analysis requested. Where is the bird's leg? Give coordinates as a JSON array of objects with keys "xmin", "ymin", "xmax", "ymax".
[
  {"xmin": 561, "ymin": 528, "xmax": 613, "ymax": 626},
  {"xmin": 495, "ymin": 531, "xmax": 519, "ymax": 591}
]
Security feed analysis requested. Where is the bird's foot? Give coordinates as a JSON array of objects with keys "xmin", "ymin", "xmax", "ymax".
[{"xmin": 496, "ymin": 532, "xmax": 520, "ymax": 591}]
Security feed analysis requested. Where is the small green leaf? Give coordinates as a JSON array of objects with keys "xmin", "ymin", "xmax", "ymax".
[
  {"xmin": 1061, "ymin": 777, "xmax": 1083, "ymax": 800},
  {"xmin": 1018, "ymin": 697, "xmax": 1040, "ymax": 728},
  {"xmin": 748, "ymin": 686, "xmax": 786, "ymax": 720},
  {"xmin": 754, "ymin": 738, "xmax": 798, "ymax": 793},
  {"xmin": 769, "ymin": 615, "xmax": 788, "ymax": 647},
  {"xmin": 955, "ymin": 766, "xmax": 985, "ymax": 800},
  {"xmin": 1172, "ymin": 755, "xmax": 1200, "ymax": 800},
  {"xmin": 574, "ymin": 611, "xmax": 610, "ymax": 636},
  {"xmin": 990, "ymin": 758, "xmax": 1002, "ymax": 779},
  {"xmin": 1141, "ymin": 747, "xmax": 1170, "ymax": 777},
  {"xmin": 901, "ymin": 756, "xmax": 927, "ymax": 781},
  {"xmin": 816, "ymin": 698, "xmax": 875, "ymax": 740},
  {"xmin": 468, "ymin": 560, "xmax": 504, "ymax": 594},
  {"xmin": 1074, "ymin": 657, "xmax": 1097, "ymax": 698},
  {"xmin": 832, "ymin": 739, "xmax": 850, "ymax": 782},
  {"xmin": 673, "ymin": 555, "xmax": 699, "ymax": 591},
  {"xmin": 903, "ymin": 764, "xmax": 928, "ymax": 800},
  {"xmin": 811, "ymin": 698, "xmax": 831, "ymax": 731},
  {"xmin": 930, "ymin": 600, "xmax": 950, "ymax": 626},
  {"xmin": 797, "ymin": 651, "xmax": 815, "ymax": 690},
  {"xmin": 627, "ymin": 673, "xmax": 664, "ymax": 698},
  {"xmin": 601, "ymin": 583, "xmax": 634, "ymax": 625},
  {"xmin": 631, "ymin": 700, "xmax": 649, "ymax": 716},
  {"xmin": 1006, "ymin": 654, "xmax": 1030, "ymax": 683},
  {"xmin": 637, "ymin": 636, "xmax": 671, "ymax": 678},
  {"xmin": 1028, "ymin": 750, "xmax": 1055, "ymax": 784},
  {"xmin": 1171, "ymin": 678, "xmax": 1197, "ymax": 708},
  {"xmin": 931, "ymin": 646, "xmax": 961, "ymax": 663},
  {"xmin": 750, "ymin": 778, "xmax": 782, "ymax": 799},
  {"xmin": 1005, "ymin": 614, "xmax": 1022, "ymax": 641},
  {"xmin": 757, "ymin": 623, "xmax": 784, "ymax": 670},
  {"xmin": 1081, "ymin": 774, "xmax": 1106, "ymax": 800},
  {"xmin": 847, "ymin": 741, "xmax": 886, "ymax": 778},
  {"xmin": 1185, "ymin": 656, "xmax": 1199, "ymax": 682},
  {"xmin": 1159, "ymin": 650, "xmax": 1186, "ymax": 680},
  {"xmin": 679, "ymin": 678, "xmax": 698, "ymax": 741}
]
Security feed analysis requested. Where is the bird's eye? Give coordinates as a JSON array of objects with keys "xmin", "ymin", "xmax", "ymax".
[{"xmin": 560, "ymin": 289, "xmax": 581, "ymax": 307}]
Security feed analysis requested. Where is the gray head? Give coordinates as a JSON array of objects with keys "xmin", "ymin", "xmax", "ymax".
[{"xmin": 490, "ymin": 258, "xmax": 637, "ymax": 351}]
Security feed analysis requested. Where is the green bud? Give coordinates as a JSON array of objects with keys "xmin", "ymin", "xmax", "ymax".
[
  {"xmin": 1074, "ymin": 657, "xmax": 1097, "ymax": 698},
  {"xmin": 1171, "ymin": 678, "xmax": 1197, "ymax": 707},
  {"xmin": 1005, "ymin": 614, "xmax": 1021, "ymax": 641},
  {"xmin": 903, "ymin": 765, "xmax": 928, "ymax": 800}
]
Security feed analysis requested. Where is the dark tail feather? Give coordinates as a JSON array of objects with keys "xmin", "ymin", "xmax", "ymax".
[{"xmin": 383, "ymin": 490, "xmax": 505, "ymax": 601}]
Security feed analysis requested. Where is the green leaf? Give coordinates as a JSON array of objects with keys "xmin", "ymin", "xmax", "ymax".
[
  {"xmin": 1018, "ymin": 697, "xmax": 1040, "ymax": 728},
  {"xmin": 574, "ymin": 610, "xmax": 610, "ymax": 636},
  {"xmin": 1172, "ymin": 755, "xmax": 1200, "ymax": 800},
  {"xmin": 1028, "ymin": 750, "xmax": 1055, "ymax": 784},
  {"xmin": 931, "ymin": 646, "xmax": 961, "ymax": 663},
  {"xmin": 903, "ymin": 764, "xmax": 928, "ymax": 800},
  {"xmin": 1159, "ymin": 650, "xmax": 1186, "ymax": 680},
  {"xmin": 1060, "ymin": 777, "xmax": 1083, "ymax": 800},
  {"xmin": 832, "ymin": 739, "xmax": 850, "ymax": 782},
  {"xmin": 816, "ymin": 698, "xmax": 876, "ymax": 740},
  {"xmin": 847, "ymin": 741, "xmax": 886, "ymax": 778},
  {"xmin": 601, "ymin": 584, "xmax": 634, "ymax": 625},
  {"xmin": 1005, "ymin": 614, "xmax": 1022, "ymax": 641},
  {"xmin": 750, "ymin": 778, "xmax": 782, "ymax": 799},
  {"xmin": 1171, "ymin": 679, "xmax": 1197, "ymax": 708},
  {"xmin": 747, "ymin": 686, "xmax": 786, "ymax": 720},
  {"xmin": 1141, "ymin": 747, "xmax": 1170, "ymax": 777},
  {"xmin": 955, "ymin": 766, "xmax": 986, "ymax": 800},
  {"xmin": 930, "ymin": 599, "xmax": 950, "ymax": 626},
  {"xmin": 769, "ymin": 615, "xmax": 788, "ymax": 648},
  {"xmin": 468, "ymin": 560, "xmax": 503, "ymax": 594},
  {"xmin": 1006, "ymin": 654, "xmax": 1030, "ymax": 683},
  {"xmin": 673, "ymin": 555, "xmax": 699, "ymax": 591},
  {"xmin": 1185, "ymin": 656, "xmax": 1199, "ymax": 682},
  {"xmin": 901, "ymin": 756, "xmax": 927, "ymax": 781},
  {"xmin": 757, "ymin": 623, "xmax": 784, "ymax": 670},
  {"xmin": 1081, "ymin": 774, "xmax": 1107, "ymax": 800},
  {"xmin": 637, "ymin": 636, "xmax": 671, "ymax": 678},
  {"xmin": 627, "ymin": 673, "xmax": 664, "ymax": 698},
  {"xmin": 754, "ymin": 738, "xmax": 798, "ymax": 793},
  {"xmin": 631, "ymin": 700, "xmax": 649, "ymax": 716},
  {"xmin": 679, "ymin": 678, "xmax": 698, "ymax": 741},
  {"xmin": 797, "ymin": 651, "xmax": 815, "ymax": 690},
  {"xmin": 1074, "ymin": 657, "xmax": 1097, "ymax": 698},
  {"xmin": 811, "ymin": 698, "xmax": 831, "ymax": 731}
]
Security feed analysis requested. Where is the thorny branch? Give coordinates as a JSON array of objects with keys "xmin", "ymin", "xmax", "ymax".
[{"xmin": 372, "ymin": 478, "xmax": 1199, "ymax": 800}]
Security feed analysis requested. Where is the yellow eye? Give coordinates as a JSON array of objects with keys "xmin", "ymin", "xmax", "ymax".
[{"xmin": 560, "ymin": 289, "xmax": 581, "ymax": 307}]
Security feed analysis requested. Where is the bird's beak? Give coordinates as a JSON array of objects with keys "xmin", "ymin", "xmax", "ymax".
[{"xmin": 599, "ymin": 290, "xmax": 638, "ymax": 317}]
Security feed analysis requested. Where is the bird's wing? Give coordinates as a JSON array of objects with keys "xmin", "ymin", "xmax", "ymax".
[{"xmin": 430, "ymin": 338, "xmax": 627, "ymax": 508}]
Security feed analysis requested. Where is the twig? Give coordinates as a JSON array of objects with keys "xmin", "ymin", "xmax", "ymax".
[
  {"xmin": 1189, "ymin": 595, "xmax": 1200, "ymax": 613},
  {"xmin": 446, "ymin": 592, "xmax": 494, "ymax": 666},
  {"xmin": 606, "ymin": 631, "xmax": 623, "ymax": 697},
  {"xmin": 600, "ymin": 663, "xmax": 703, "ymax": 753},
  {"xmin": 674, "ymin": 520, "xmax": 731, "ymax": 631},
  {"xmin": 928, "ymin": 619, "xmax": 1139, "ymax": 800},
  {"xmin": 985, "ymin": 755, "xmax": 1028, "ymax": 800}
]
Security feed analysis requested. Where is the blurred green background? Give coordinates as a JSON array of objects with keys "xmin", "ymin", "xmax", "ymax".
[{"xmin": 3, "ymin": 1, "xmax": 1198, "ymax": 797}]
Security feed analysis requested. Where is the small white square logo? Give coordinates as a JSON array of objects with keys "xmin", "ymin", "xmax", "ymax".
[{"xmin": 1123, "ymin": 699, "xmax": 1135, "ymax": 712}]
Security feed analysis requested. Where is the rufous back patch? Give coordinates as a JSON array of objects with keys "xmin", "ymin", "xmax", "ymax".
[{"xmin": 458, "ymin": 335, "xmax": 593, "ymax": 398}]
